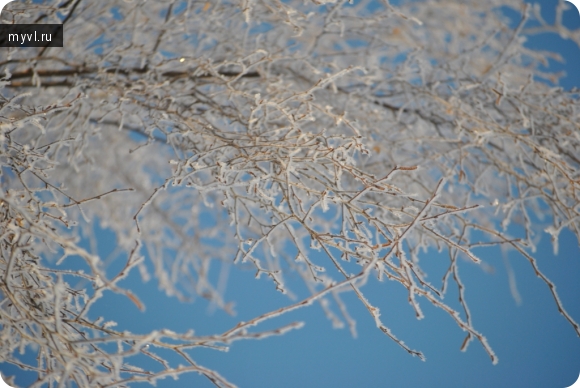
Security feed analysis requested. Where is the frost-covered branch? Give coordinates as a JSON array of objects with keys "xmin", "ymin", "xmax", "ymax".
[{"xmin": 1, "ymin": 0, "xmax": 579, "ymax": 385}]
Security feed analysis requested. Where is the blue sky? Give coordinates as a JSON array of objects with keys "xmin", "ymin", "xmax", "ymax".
[{"xmin": 1, "ymin": 1, "xmax": 580, "ymax": 387}]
